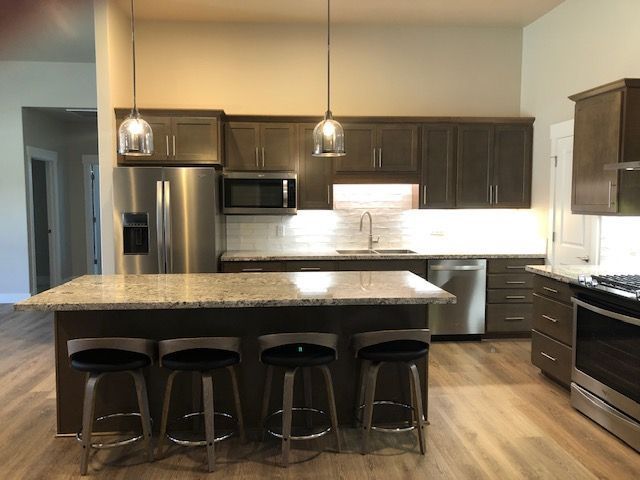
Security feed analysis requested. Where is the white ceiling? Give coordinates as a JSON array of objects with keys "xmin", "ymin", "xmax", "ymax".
[{"xmin": 122, "ymin": 0, "xmax": 564, "ymax": 27}]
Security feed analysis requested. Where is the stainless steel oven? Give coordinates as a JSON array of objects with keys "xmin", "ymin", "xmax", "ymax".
[
  {"xmin": 222, "ymin": 172, "xmax": 297, "ymax": 215},
  {"xmin": 571, "ymin": 295, "xmax": 640, "ymax": 451}
]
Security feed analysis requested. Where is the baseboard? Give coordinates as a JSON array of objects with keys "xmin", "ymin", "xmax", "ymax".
[{"xmin": 0, "ymin": 293, "xmax": 31, "ymax": 304}]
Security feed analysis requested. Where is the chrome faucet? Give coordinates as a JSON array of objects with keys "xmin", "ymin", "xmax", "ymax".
[{"xmin": 359, "ymin": 211, "xmax": 380, "ymax": 250}]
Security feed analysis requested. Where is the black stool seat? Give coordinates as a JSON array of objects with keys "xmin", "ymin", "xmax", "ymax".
[
  {"xmin": 70, "ymin": 348, "xmax": 151, "ymax": 373},
  {"xmin": 162, "ymin": 348, "xmax": 240, "ymax": 371},
  {"xmin": 357, "ymin": 340, "xmax": 428, "ymax": 363},
  {"xmin": 261, "ymin": 343, "xmax": 335, "ymax": 367}
]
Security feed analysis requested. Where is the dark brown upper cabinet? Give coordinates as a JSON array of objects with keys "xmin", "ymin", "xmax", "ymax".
[
  {"xmin": 116, "ymin": 109, "xmax": 221, "ymax": 166},
  {"xmin": 225, "ymin": 122, "xmax": 297, "ymax": 171},
  {"xmin": 298, "ymin": 124, "xmax": 333, "ymax": 210},
  {"xmin": 456, "ymin": 123, "xmax": 532, "ymax": 209},
  {"xmin": 334, "ymin": 123, "xmax": 418, "ymax": 176},
  {"xmin": 570, "ymin": 79, "xmax": 640, "ymax": 215},
  {"xmin": 420, "ymin": 124, "xmax": 456, "ymax": 208}
]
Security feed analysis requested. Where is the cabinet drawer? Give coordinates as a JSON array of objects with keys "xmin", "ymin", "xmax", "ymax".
[
  {"xmin": 487, "ymin": 273, "xmax": 533, "ymax": 289},
  {"xmin": 533, "ymin": 276, "xmax": 574, "ymax": 305},
  {"xmin": 221, "ymin": 261, "xmax": 285, "ymax": 273},
  {"xmin": 486, "ymin": 304, "xmax": 533, "ymax": 333},
  {"xmin": 487, "ymin": 289, "xmax": 533, "ymax": 304},
  {"xmin": 532, "ymin": 293, "xmax": 573, "ymax": 346},
  {"xmin": 487, "ymin": 257, "xmax": 544, "ymax": 274},
  {"xmin": 285, "ymin": 261, "xmax": 337, "ymax": 272},
  {"xmin": 531, "ymin": 330, "xmax": 572, "ymax": 387}
]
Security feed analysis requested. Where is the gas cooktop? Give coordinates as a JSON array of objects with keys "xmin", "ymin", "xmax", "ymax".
[{"xmin": 579, "ymin": 274, "xmax": 640, "ymax": 301}]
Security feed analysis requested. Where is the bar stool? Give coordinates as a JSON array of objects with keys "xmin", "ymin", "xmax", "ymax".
[
  {"xmin": 157, "ymin": 337, "xmax": 245, "ymax": 472},
  {"xmin": 258, "ymin": 333, "xmax": 341, "ymax": 467},
  {"xmin": 67, "ymin": 337, "xmax": 155, "ymax": 476},
  {"xmin": 351, "ymin": 329, "xmax": 431, "ymax": 455}
]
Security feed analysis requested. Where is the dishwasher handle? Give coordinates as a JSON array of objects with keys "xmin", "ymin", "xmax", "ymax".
[{"xmin": 429, "ymin": 265, "xmax": 485, "ymax": 272}]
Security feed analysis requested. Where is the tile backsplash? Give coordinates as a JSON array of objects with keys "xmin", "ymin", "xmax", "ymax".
[{"xmin": 599, "ymin": 216, "xmax": 640, "ymax": 267}]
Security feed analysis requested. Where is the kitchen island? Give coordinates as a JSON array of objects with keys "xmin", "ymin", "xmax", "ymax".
[{"xmin": 15, "ymin": 271, "xmax": 455, "ymax": 435}]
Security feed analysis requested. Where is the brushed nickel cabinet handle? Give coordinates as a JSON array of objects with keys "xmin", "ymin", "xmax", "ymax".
[
  {"xmin": 172, "ymin": 135, "xmax": 176, "ymax": 156},
  {"xmin": 378, "ymin": 147, "xmax": 382, "ymax": 168},
  {"xmin": 543, "ymin": 286, "xmax": 559, "ymax": 294},
  {"xmin": 327, "ymin": 185, "xmax": 331, "ymax": 204},
  {"xmin": 165, "ymin": 135, "xmax": 169, "ymax": 156},
  {"xmin": 372, "ymin": 149, "xmax": 376, "ymax": 168},
  {"xmin": 608, "ymin": 181, "xmax": 612, "ymax": 208},
  {"xmin": 241, "ymin": 268, "xmax": 263, "ymax": 272},
  {"xmin": 542, "ymin": 314, "xmax": 558, "ymax": 323},
  {"xmin": 506, "ymin": 281, "xmax": 526, "ymax": 285},
  {"xmin": 489, "ymin": 185, "xmax": 493, "ymax": 204},
  {"xmin": 300, "ymin": 267, "xmax": 321, "ymax": 271},
  {"xmin": 506, "ymin": 265, "xmax": 526, "ymax": 270},
  {"xmin": 495, "ymin": 184, "xmax": 499, "ymax": 204},
  {"xmin": 541, "ymin": 351, "xmax": 557, "ymax": 362},
  {"xmin": 255, "ymin": 147, "xmax": 259, "ymax": 168},
  {"xmin": 506, "ymin": 295, "xmax": 526, "ymax": 299},
  {"xmin": 505, "ymin": 317, "xmax": 525, "ymax": 321},
  {"xmin": 423, "ymin": 185, "xmax": 427, "ymax": 205},
  {"xmin": 261, "ymin": 147, "xmax": 265, "ymax": 168}
]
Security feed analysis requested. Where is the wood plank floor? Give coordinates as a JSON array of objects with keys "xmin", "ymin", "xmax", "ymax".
[{"xmin": 1, "ymin": 304, "xmax": 638, "ymax": 479}]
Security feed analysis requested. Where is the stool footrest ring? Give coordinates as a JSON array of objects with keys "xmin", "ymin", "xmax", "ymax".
[
  {"xmin": 357, "ymin": 400, "xmax": 421, "ymax": 433},
  {"xmin": 264, "ymin": 407, "xmax": 332, "ymax": 441},
  {"xmin": 76, "ymin": 412, "xmax": 148, "ymax": 449},
  {"xmin": 167, "ymin": 411, "xmax": 237, "ymax": 446}
]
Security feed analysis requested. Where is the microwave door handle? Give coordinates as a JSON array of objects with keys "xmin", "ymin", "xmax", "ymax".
[
  {"xmin": 282, "ymin": 180, "xmax": 288, "ymax": 208},
  {"xmin": 572, "ymin": 297, "xmax": 640, "ymax": 327},
  {"xmin": 164, "ymin": 181, "xmax": 173, "ymax": 274},
  {"xmin": 156, "ymin": 181, "xmax": 165, "ymax": 273}
]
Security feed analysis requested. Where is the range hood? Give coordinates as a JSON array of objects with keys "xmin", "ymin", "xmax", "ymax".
[{"xmin": 604, "ymin": 161, "xmax": 640, "ymax": 171}]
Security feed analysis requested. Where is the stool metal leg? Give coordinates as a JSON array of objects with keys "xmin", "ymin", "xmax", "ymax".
[
  {"xmin": 408, "ymin": 363, "xmax": 426, "ymax": 455},
  {"xmin": 260, "ymin": 365, "xmax": 274, "ymax": 440},
  {"xmin": 303, "ymin": 368, "xmax": 313, "ymax": 430},
  {"xmin": 319, "ymin": 365, "xmax": 341, "ymax": 453},
  {"xmin": 130, "ymin": 369, "xmax": 154, "ymax": 463},
  {"xmin": 157, "ymin": 370, "xmax": 178, "ymax": 458},
  {"xmin": 361, "ymin": 362, "xmax": 381, "ymax": 455},
  {"xmin": 425, "ymin": 351, "xmax": 430, "ymax": 424},
  {"xmin": 281, "ymin": 367, "xmax": 297, "ymax": 467},
  {"xmin": 201, "ymin": 372, "xmax": 216, "ymax": 472},
  {"xmin": 80, "ymin": 372, "xmax": 102, "ymax": 475},
  {"xmin": 355, "ymin": 360, "xmax": 370, "ymax": 425},
  {"xmin": 227, "ymin": 365, "xmax": 246, "ymax": 443}
]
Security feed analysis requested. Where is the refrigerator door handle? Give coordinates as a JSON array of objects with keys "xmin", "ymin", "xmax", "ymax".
[
  {"xmin": 164, "ymin": 180, "xmax": 173, "ymax": 273},
  {"xmin": 156, "ymin": 180, "xmax": 165, "ymax": 273}
]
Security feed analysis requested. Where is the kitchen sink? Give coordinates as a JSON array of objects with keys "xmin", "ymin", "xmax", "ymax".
[
  {"xmin": 336, "ymin": 249, "xmax": 378, "ymax": 254},
  {"xmin": 374, "ymin": 249, "xmax": 417, "ymax": 254}
]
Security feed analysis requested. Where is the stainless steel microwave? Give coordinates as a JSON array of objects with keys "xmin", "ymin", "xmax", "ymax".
[{"xmin": 222, "ymin": 172, "xmax": 297, "ymax": 215}]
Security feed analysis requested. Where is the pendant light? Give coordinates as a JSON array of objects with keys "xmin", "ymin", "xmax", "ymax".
[
  {"xmin": 118, "ymin": 0, "xmax": 153, "ymax": 156},
  {"xmin": 312, "ymin": 0, "xmax": 345, "ymax": 157}
]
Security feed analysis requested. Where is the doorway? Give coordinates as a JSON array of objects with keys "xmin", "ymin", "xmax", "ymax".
[
  {"xmin": 548, "ymin": 120, "xmax": 600, "ymax": 266},
  {"xmin": 25, "ymin": 147, "xmax": 61, "ymax": 294}
]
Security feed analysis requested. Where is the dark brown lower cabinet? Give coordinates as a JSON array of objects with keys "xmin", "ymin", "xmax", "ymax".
[{"xmin": 530, "ymin": 275, "xmax": 575, "ymax": 388}]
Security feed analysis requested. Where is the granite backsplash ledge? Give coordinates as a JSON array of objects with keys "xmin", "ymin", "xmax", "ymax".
[{"xmin": 225, "ymin": 209, "xmax": 546, "ymax": 254}]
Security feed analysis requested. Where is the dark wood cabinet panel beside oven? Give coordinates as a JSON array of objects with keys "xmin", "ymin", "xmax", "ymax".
[{"xmin": 569, "ymin": 79, "xmax": 640, "ymax": 215}]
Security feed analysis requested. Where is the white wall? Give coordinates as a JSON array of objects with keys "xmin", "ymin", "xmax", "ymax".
[
  {"xmin": 0, "ymin": 61, "xmax": 96, "ymax": 302},
  {"xmin": 520, "ymin": 0, "xmax": 640, "ymax": 243}
]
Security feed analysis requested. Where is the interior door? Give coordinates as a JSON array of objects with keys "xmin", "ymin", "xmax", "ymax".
[
  {"xmin": 163, "ymin": 168, "xmax": 218, "ymax": 273},
  {"xmin": 551, "ymin": 131, "xmax": 599, "ymax": 265}
]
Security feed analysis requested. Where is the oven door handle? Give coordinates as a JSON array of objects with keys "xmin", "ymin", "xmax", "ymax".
[{"xmin": 572, "ymin": 297, "xmax": 640, "ymax": 327}]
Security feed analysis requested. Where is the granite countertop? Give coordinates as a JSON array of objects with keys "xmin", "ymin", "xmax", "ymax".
[
  {"xmin": 525, "ymin": 264, "xmax": 636, "ymax": 285},
  {"xmin": 221, "ymin": 249, "xmax": 547, "ymax": 262},
  {"xmin": 14, "ymin": 271, "xmax": 456, "ymax": 312}
]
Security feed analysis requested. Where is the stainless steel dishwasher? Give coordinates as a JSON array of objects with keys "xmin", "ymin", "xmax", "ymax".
[{"xmin": 427, "ymin": 259, "xmax": 487, "ymax": 335}]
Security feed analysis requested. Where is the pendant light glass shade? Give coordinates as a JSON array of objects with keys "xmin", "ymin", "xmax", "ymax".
[
  {"xmin": 117, "ymin": 0, "xmax": 153, "ymax": 156},
  {"xmin": 118, "ymin": 111, "xmax": 153, "ymax": 156},
  {"xmin": 312, "ymin": 0, "xmax": 345, "ymax": 157},
  {"xmin": 313, "ymin": 110, "xmax": 345, "ymax": 157}
]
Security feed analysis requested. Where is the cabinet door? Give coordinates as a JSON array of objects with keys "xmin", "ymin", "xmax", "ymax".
[
  {"xmin": 225, "ymin": 122, "xmax": 260, "ymax": 170},
  {"xmin": 334, "ymin": 124, "xmax": 377, "ymax": 173},
  {"xmin": 260, "ymin": 123, "xmax": 297, "ymax": 171},
  {"xmin": 420, "ymin": 125, "xmax": 456, "ymax": 208},
  {"xmin": 117, "ymin": 115, "xmax": 172, "ymax": 164},
  {"xmin": 492, "ymin": 124, "xmax": 532, "ymax": 208},
  {"xmin": 572, "ymin": 91, "xmax": 621, "ymax": 214},
  {"xmin": 171, "ymin": 117, "xmax": 219, "ymax": 164},
  {"xmin": 456, "ymin": 124, "xmax": 493, "ymax": 208},
  {"xmin": 377, "ymin": 124, "xmax": 419, "ymax": 172},
  {"xmin": 298, "ymin": 125, "xmax": 333, "ymax": 210}
]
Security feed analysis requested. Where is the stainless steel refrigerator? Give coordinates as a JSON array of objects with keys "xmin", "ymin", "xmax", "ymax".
[{"xmin": 113, "ymin": 167, "xmax": 225, "ymax": 274}]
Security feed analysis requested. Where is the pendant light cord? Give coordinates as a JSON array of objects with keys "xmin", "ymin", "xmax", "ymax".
[
  {"xmin": 130, "ymin": 0, "xmax": 138, "ymax": 113},
  {"xmin": 326, "ymin": 0, "xmax": 331, "ymax": 114}
]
